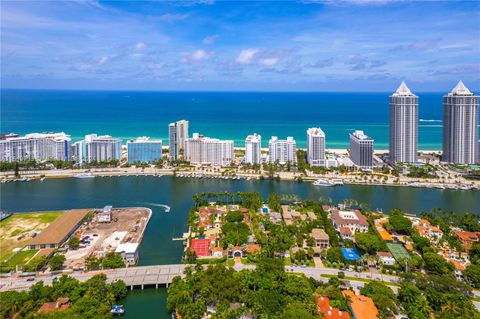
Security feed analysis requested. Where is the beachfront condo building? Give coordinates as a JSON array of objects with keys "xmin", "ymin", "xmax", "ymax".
[
  {"xmin": 184, "ymin": 133, "xmax": 234, "ymax": 166},
  {"xmin": 82, "ymin": 134, "xmax": 122, "ymax": 163},
  {"xmin": 169, "ymin": 120, "xmax": 189, "ymax": 161},
  {"xmin": 349, "ymin": 130, "xmax": 374, "ymax": 169},
  {"xmin": 245, "ymin": 133, "xmax": 262, "ymax": 164},
  {"xmin": 0, "ymin": 132, "xmax": 71, "ymax": 162},
  {"xmin": 389, "ymin": 81, "xmax": 418, "ymax": 163},
  {"xmin": 307, "ymin": 127, "xmax": 326, "ymax": 167},
  {"xmin": 442, "ymin": 81, "xmax": 479, "ymax": 165},
  {"xmin": 72, "ymin": 141, "xmax": 86, "ymax": 165},
  {"xmin": 127, "ymin": 137, "xmax": 163, "ymax": 164},
  {"xmin": 268, "ymin": 136, "xmax": 296, "ymax": 165}
]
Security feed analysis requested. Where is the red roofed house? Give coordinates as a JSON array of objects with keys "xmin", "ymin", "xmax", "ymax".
[
  {"xmin": 317, "ymin": 295, "xmax": 350, "ymax": 319},
  {"xmin": 190, "ymin": 238, "xmax": 211, "ymax": 257},
  {"xmin": 343, "ymin": 290, "xmax": 379, "ymax": 319},
  {"xmin": 453, "ymin": 230, "xmax": 480, "ymax": 251}
]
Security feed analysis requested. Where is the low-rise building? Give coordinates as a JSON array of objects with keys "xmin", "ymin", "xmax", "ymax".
[
  {"xmin": 28, "ymin": 210, "xmax": 89, "ymax": 250},
  {"xmin": 97, "ymin": 205, "xmax": 112, "ymax": 223},
  {"xmin": 453, "ymin": 230, "xmax": 480, "ymax": 251},
  {"xmin": 317, "ymin": 295, "xmax": 350, "ymax": 319},
  {"xmin": 115, "ymin": 243, "xmax": 139, "ymax": 266},
  {"xmin": 331, "ymin": 210, "xmax": 369, "ymax": 241},
  {"xmin": 311, "ymin": 228, "xmax": 330, "ymax": 249},
  {"xmin": 376, "ymin": 251, "xmax": 395, "ymax": 266},
  {"xmin": 342, "ymin": 290, "xmax": 379, "ymax": 319}
]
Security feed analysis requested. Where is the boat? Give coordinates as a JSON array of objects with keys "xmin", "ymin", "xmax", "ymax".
[
  {"xmin": 111, "ymin": 305, "xmax": 125, "ymax": 315},
  {"xmin": 74, "ymin": 172, "xmax": 95, "ymax": 179},
  {"xmin": 312, "ymin": 179, "xmax": 334, "ymax": 187},
  {"xmin": 40, "ymin": 177, "xmax": 46, "ymax": 181}
]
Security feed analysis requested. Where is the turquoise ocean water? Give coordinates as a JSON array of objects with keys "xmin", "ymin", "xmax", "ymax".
[{"xmin": 1, "ymin": 89, "xmax": 465, "ymax": 150}]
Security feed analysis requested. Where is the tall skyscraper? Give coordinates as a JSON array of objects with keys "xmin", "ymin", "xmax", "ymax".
[
  {"xmin": 245, "ymin": 133, "xmax": 261, "ymax": 164},
  {"xmin": 389, "ymin": 81, "xmax": 418, "ymax": 163},
  {"xmin": 306, "ymin": 127, "xmax": 326, "ymax": 167},
  {"xmin": 84, "ymin": 134, "xmax": 122, "ymax": 163},
  {"xmin": 184, "ymin": 133, "xmax": 234, "ymax": 166},
  {"xmin": 349, "ymin": 130, "xmax": 374, "ymax": 169},
  {"xmin": 268, "ymin": 136, "xmax": 296, "ymax": 165},
  {"xmin": 0, "ymin": 132, "xmax": 71, "ymax": 162},
  {"xmin": 442, "ymin": 81, "xmax": 479, "ymax": 165},
  {"xmin": 169, "ymin": 120, "xmax": 189, "ymax": 161},
  {"xmin": 127, "ymin": 137, "xmax": 163, "ymax": 164}
]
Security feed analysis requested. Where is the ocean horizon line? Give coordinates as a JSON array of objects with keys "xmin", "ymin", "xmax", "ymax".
[{"xmin": 0, "ymin": 87, "xmax": 466, "ymax": 94}]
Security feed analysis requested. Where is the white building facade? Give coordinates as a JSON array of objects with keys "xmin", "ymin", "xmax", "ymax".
[
  {"xmin": 244, "ymin": 133, "xmax": 262, "ymax": 164},
  {"xmin": 268, "ymin": 136, "xmax": 296, "ymax": 165},
  {"xmin": 0, "ymin": 132, "xmax": 71, "ymax": 162},
  {"xmin": 168, "ymin": 120, "xmax": 189, "ymax": 161},
  {"xmin": 349, "ymin": 130, "xmax": 374, "ymax": 169},
  {"xmin": 389, "ymin": 82, "xmax": 418, "ymax": 163},
  {"xmin": 83, "ymin": 134, "xmax": 122, "ymax": 163},
  {"xmin": 306, "ymin": 127, "xmax": 326, "ymax": 167},
  {"xmin": 442, "ymin": 81, "xmax": 479, "ymax": 165},
  {"xmin": 185, "ymin": 133, "xmax": 234, "ymax": 166}
]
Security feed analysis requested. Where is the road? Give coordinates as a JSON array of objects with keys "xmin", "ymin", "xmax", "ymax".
[{"xmin": 0, "ymin": 263, "xmax": 399, "ymax": 292}]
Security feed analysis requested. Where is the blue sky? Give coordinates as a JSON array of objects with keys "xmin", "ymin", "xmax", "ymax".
[{"xmin": 1, "ymin": 0, "xmax": 479, "ymax": 91}]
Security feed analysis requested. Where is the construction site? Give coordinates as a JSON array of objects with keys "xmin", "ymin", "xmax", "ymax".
[{"xmin": 63, "ymin": 207, "xmax": 151, "ymax": 269}]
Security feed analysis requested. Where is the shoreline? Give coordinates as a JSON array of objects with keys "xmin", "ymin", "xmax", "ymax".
[{"xmin": 2, "ymin": 166, "xmax": 478, "ymax": 191}]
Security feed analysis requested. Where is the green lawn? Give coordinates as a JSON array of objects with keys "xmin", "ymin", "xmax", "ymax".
[{"xmin": 4, "ymin": 250, "xmax": 39, "ymax": 267}]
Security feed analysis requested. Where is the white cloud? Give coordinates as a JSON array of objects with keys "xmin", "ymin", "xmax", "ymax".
[
  {"xmin": 182, "ymin": 49, "xmax": 211, "ymax": 63},
  {"xmin": 203, "ymin": 34, "xmax": 218, "ymax": 45},
  {"xmin": 98, "ymin": 56, "xmax": 108, "ymax": 65},
  {"xmin": 259, "ymin": 57, "xmax": 279, "ymax": 66},
  {"xmin": 152, "ymin": 13, "xmax": 190, "ymax": 22},
  {"xmin": 236, "ymin": 49, "xmax": 258, "ymax": 64},
  {"xmin": 135, "ymin": 42, "xmax": 146, "ymax": 51}
]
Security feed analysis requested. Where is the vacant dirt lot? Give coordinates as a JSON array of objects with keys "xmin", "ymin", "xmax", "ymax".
[
  {"xmin": 64, "ymin": 207, "xmax": 151, "ymax": 269},
  {"xmin": 0, "ymin": 212, "xmax": 62, "ymax": 261}
]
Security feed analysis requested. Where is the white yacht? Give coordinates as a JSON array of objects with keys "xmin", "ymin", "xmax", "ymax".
[{"xmin": 74, "ymin": 172, "xmax": 95, "ymax": 179}]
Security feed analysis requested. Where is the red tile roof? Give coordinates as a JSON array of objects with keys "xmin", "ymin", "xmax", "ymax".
[
  {"xmin": 317, "ymin": 296, "xmax": 350, "ymax": 319},
  {"xmin": 190, "ymin": 238, "xmax": 211, "ymax": 257}
]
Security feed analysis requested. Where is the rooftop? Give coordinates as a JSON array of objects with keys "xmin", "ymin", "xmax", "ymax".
[
  {"xmin": 115, "ymin": 243, "xmax": 139, "ymax": 254},
  {"xmin": 317, "ymin": 296, "xmax": 350, "ymax": 319},
  {"xmin": 312, "ymin": 228, "xmax": 330, "ymax": 240},
  {"xmin": 392, "ymin": 81, "xmax": 415, "ymax": 97},
  {"xmin": 343, "ymin": 290, "xmax": 379, "ymax": 319},
  {"xmin": 28, "ymin": 210, "xmax": 89, "ymax": 246},
  {"xmin": 448, "ymin": 80, "xmax": 473, "ymax": 96}
]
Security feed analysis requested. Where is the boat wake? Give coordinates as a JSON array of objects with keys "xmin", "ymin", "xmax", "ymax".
[{"xmin": 138, "ymin": 202, "xmax": 171, "ymax": 212}]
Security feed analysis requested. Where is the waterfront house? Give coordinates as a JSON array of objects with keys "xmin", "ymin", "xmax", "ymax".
[
  {"xmin": 339, "ymin": 227, "xmax": 353, "ymax": 241},
  {"xmin": 342, "ymin": 290, "xmax": 379, "ymax": 319},
  {"xmin": 331, "ymin": 210, "xmax": 369, "ymax": 241},
  {"xmin": 269, "ymin": 212, "xmax": 282, "ymax": 224},
  {"xmin": 115, "ymin": 243, "xmax": 139, "ymax": 266}
]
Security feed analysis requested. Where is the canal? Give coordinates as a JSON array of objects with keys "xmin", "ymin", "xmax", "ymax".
[{"xmin": 2, "ymin": 176, "xmax": 479, "ymax": 318}]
